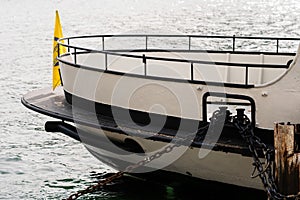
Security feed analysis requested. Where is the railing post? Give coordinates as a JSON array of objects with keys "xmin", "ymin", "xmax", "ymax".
[
  {"xmin": 191, "ymin": 62, "xmax": 194, "ymax": 81},
  {"xmin": 58, "ymin": 68, "xmax": 63, "ymax": 86},
  {"xmin": 67, "ymin": 39, "xmax": 70, "ymax": 52},
  {"xmin": 276, "ymin": 39, "xmax": 279, "ymax": 53},
  {"xmin": 102, "ymin": 37, "xmax": 105, "ymax": 50},
  {"xmin": 57, "ymin": 43, "xmax": 60, "ymax": 57},
  {"xmin": 188, "ymin": 36, "xmax": 191, "ymax": 51},
  {"xmin": 105, "ymin": 53, "xmax": 108, "ymax": 71},
  {"xmin": 74, "ymin": 48, "xmax": 77, "ymax": 64},
  {"xmin": 143, "ymin": 54, "xmax": 147, "ymax": 76},
  {"xmin": 145, "ymin": 36, "xmax": 148, "ymax": 50},
  {"xmin": 245, "ymin": 66, "xmax": 249, "ymax": 86},
  {"xmin": 202, "ymin": 93, "xmax": 208, "ymax": 122},
  {"xmin": 232, "ymin": 35, "xmax": 236, "ymax": 52}
]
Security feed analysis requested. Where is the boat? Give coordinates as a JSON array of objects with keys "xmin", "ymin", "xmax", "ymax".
[{"xmin": 22, "ymin": 33, "xmax": 300, "ymax": 194}]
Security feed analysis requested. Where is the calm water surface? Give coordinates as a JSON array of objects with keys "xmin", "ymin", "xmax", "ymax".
[{"xmin": 1, "ymin": 0, "xmax": 300, "ymax": 199}]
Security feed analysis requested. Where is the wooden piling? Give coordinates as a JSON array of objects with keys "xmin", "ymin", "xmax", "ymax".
[{"xmin": 274, "ymin": 123, "xmax": 300, "ymax": 195}]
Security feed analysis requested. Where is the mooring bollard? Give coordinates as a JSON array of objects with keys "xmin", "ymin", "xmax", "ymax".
[{"xmin": 274, "ymin": 123, "xmax": 300, "ymax": 195}]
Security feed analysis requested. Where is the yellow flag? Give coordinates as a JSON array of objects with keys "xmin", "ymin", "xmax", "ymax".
[{"xmin": 52, "ymin": 10, "xmax": 66, "ymax": 90}]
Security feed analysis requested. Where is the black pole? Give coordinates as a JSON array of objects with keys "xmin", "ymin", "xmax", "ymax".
[
  {"xmin": 191, "ymin": 63, "xmax": 194, "ymax": 81},
  {"xmin": 233, "ymin": 35, "xmax": 236, "ymax": 52},
  {"xmin": 67, "ymin": 39, "xmax": 70, "ymax": 52},
  {"xmin": 74, "ymin": 48, "xmax": 77, "ymax": 64},
  {"xmin": 143, "ymin": 54, "xmax": 147, "ymax": 76},
  {"xmin": 245, "ymin": 66, "xmax": 249, "ymax": 86}
]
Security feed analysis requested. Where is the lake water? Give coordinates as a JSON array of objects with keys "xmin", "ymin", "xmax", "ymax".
[{"xmin": 1, "ymin": 0, "xmax": 300, "ymax": 199}]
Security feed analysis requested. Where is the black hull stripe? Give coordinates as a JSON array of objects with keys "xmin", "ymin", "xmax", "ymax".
[
  {"xmin": 64, "ymin": 90, "xmax": 203, "ymax": 132},
  {"xmin": 64, "ymin": 90, "xmax": 274, "ymax": 157}
]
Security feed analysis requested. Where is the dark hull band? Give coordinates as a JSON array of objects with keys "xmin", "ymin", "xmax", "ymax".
[{"xmin": 21, "ymin": 87, "xmax": 274, "ymax": 158}]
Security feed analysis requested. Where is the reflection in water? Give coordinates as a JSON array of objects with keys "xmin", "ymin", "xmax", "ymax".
[{"xmin": 70, "ymin": 172, "xmax": 267, "ymax": 200}]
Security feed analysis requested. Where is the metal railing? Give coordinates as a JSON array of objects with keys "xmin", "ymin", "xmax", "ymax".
[{"xmin": 58, "ymin": 34, "xmax": 300, "ymax": 87}]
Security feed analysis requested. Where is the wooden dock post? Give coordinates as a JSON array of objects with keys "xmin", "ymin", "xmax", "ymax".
[{"xmin": 274, "ymin": 123, "xmax": 300, "ymax": 196}]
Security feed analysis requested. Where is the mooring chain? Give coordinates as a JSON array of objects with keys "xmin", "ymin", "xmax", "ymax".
[
  {"xmin": 64, "ymin": 108, "xmax": 230, "ymax": 200},
  {"xmin": 64, "ymin": 171, "xmax": 125, "ymax": 200},
  {"xmin": 64, "ymin": 106, "xmax": 300, "ymax": 200},
  {"xmin": 232, "ymin": 113, "xmax": 300, "ymax": 200},
  {"xmin": 64, "ymin": 139, "xmax": 191, "ymax": 200},
  {"xmin": 64, "ymin": 116, "xmax": 216, "ymax": 200}
]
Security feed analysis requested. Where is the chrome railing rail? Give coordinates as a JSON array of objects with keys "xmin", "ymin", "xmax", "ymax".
[{"xmin": 58, "ymin": 34, "xmax": 300, "ymax": 87}]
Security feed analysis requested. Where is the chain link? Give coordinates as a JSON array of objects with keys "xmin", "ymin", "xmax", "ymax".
[
  {"xmin": 64, "ymin": 171, "xmax": 124, "ymax": 200},
  {"xmin": 64, "ymin": 141, "xmax": 187, "ymax": 200},
  {"xmin": 232, "ymin": 111, "xmax": 300, "ymax": 200},
  {"xmin": 64, "ymin": 107, "xmax": 299, "ymax": 200},
  {"xmin": 63, "ymin": 113, "xmax": 215, "ymax": 200}
]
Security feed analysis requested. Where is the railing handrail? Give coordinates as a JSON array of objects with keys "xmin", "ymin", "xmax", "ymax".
[
  {"xmin": 58, "ymin": 42, "xmax": 290, "ymax": 69},
  {"xmin": 57, "ymin": 34, "xmax": 300, "ymax": 87},
  {"xmin": 59, "ymin": 34, "xmax": 300, "ymax": 41}
]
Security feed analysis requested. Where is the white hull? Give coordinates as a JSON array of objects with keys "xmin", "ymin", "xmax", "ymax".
[
  {"xmin": 77, "ymin": 124, "xmax": 263, "ymax": 190},
  {"xmin": 21, "ymin": 86, "xmax": 263, "ymax": 189}
]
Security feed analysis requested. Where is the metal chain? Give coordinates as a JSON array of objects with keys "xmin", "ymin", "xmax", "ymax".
[
  {"xmin": 64, "ymin": 171, "xmax": 124, "ymax": 200},
  {"xmin": 64, "ymin": 107, "xmax": 300, "ymax": 200},
  {"xmin": 232, "ymin": 112, "xmax": 300, "ymax": 200},
  {"xmin": 63, "ymin": 111, "xmax": 219, "ymax": 200},
  {"xmin": 64, "ymin": 139, "xmax": 190, "ymax": 200}
]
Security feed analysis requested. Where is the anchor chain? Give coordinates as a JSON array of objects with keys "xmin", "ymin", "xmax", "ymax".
[{"xmin": 232, "ymin": 109, "xmax": 300, "ymax": 200}]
